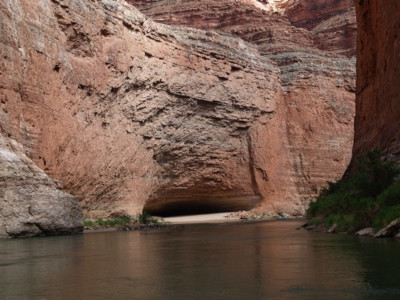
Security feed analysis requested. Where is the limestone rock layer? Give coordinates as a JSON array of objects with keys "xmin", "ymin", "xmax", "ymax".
[
  {"xmin": 0, "ymin": 136, "xmax": 82, "ymax": 237},
  {"xmin": 0, "ymin": 0, "xmax": 355, "ymax": 220}
]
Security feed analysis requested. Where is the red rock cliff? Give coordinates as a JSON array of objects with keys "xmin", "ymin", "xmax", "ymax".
[
  {"xmin": 0, "ymin": 0, "xmax": 355, "ymax": 221},
  {"xmin": 284, "ymin": 0, "xmax": 356, "ymax": 57},
  {"xmin": 0, "ymin": 2, "xmax": 83, "ymax": 237},
  {"xmin": 127, "ymin": 0, "xmax": 356, "ymax": 214},
  {"xmin": 353, "ymin": 0, "xmax": 400, "ymax": 161},
  {"xmin": 128, "ymin": 0, "xmax": 357, "ymax": 57},
  {"xmin": 0, "ymin": 0, "xmax": 284, "ymax": 218}
]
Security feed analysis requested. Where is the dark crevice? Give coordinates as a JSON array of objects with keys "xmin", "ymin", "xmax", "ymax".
[
  {"xmin": 144, "ymin": 51, "xmax": 153, "ymax": 58},
  {"xmin": 231, "ymin": 65, "xmax": 242, "ymax": 72}
]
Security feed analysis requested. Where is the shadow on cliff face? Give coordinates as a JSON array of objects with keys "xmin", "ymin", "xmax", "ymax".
[{"xmin": 143, "ymin": 190, "xmax": 261, "ymax": 217}]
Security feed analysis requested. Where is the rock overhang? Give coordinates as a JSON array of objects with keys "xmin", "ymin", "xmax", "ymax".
[
  {"xmin": 143, "ymin": 190, "xmax": 261, "ymax": 216},
  {"xmin": 0, "ymin": 0, "xmax": 356, "ymax": 220}
]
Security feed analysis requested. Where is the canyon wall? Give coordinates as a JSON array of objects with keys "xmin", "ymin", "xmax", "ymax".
[
  {"xmin": 353, "ymin": 0, "xmax": 400, "ymax": 162},
  {"xmin": 284, "ymin": 0, "xmax": 356, "ymax": 57},
  {"xmin": 129, "ymin": 0, "xmax": 357, "ymax": 57},
  {"xmin": 0, "ymin": 0, "xmax": 355, "ymax": 224},
  {"xmin": 0, "ymin": 0, "xmax": 282, "ymax": 218},
  {"xmin": 2, "ymin": 0, "xmax": 398, "ymax": 232},
  {"xmin": 127, "ymin": 0, "xmax": 356, "ymax": 213},
  {"xmin": 0, "ymin": 2, "xmax": 83, "ymax": 237}
]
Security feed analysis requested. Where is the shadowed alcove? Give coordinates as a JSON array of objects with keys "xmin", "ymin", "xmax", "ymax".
[{"xmin": 143, "ymin": 190, "xmax": 261, "ymax": 217}]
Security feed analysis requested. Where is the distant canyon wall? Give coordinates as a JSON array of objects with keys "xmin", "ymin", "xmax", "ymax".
[
  {"xmin": 284, "ymin": 0, "xmax": 356, "ymax": 57},
  {"xmin": 0, "ymin": 0, "xmax": 355, "ymax": 227},
  {"xmin": 353, "ymin": 0, "xmax": 400, "ymax": 162},
  {"xmin": 128, "ymin": 0, "xmax": 357, "ymax": 57}
]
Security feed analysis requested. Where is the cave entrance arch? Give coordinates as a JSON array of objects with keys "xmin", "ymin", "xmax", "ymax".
[{"xmin": 143, "ymin": 191, "xmax": 261, "ymax": 217}]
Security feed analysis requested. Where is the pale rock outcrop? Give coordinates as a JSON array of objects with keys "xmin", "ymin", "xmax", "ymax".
[
  {"xmin": 374, "ymin": 219, "xmax": 400, "ymax": 238},
  {"xmin": 0, "ymin": 135, "xmax": 82, "ymax": 237},
  {"xmin": 327, "ymin": 223, "xmax": 338, "ymax": 233},
  {"xmin": 355, "ymin": 227, "xmax": 374, "ymax": 237}
]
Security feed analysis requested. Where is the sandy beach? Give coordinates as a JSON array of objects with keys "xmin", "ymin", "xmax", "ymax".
[{"xmin": 163, "ymin": 212, "xmax": 240, "ymax": 224}]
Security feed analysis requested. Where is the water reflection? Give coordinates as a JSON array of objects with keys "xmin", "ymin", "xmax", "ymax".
[
  {"xmin": 0, "ymin": 235, "xmax": 85, "ymax": 299},
  {"xmin": 1, "ymin": 221, "xmax": 400, "ymax": 299}
]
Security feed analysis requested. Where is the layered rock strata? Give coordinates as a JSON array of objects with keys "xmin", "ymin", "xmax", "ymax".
[
  {"xmin": 127, "ymin": 0, "xmax": 356, "ymax": 214},
  {"xmin": 0, "ymin": 0, "xmax": 355, "ymax": 219},
  {"xmin": 1, "ymin": 0, "xmax": 281, "ymax": 218},
  {"xmin": 353, "ymin": 0, "xmax": 400, "ymax": 162},
  {"xmin": 128, "ymin": 0, "xmax": 357, "ymax": 57},
  {"xmin": 284, "ymin": 0, "xmax": 356, "ymax": 57}
]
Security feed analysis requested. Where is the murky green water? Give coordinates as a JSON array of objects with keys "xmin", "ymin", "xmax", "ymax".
[{"xmin": 1, "ymin": 220, "xmax": 400, "ymax": 299}]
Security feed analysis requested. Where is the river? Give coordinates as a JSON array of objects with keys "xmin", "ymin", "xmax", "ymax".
[{"xmin": 1, "ymin": 220, "xmax": 400, "ymax": 299}]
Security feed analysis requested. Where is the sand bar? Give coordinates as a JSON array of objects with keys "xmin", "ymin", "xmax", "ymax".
[{"xmin": 163, "ymin": 212, "xmax": 240, "ymax": 224}]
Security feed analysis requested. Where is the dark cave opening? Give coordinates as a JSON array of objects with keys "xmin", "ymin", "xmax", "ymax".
[
  {"xmin": 144, "ymin": 201, "xmax": 234, "ymax": 217},
  {"xmin": 143, "ymin": 196, "xmax": 260, "ymax": 217}
]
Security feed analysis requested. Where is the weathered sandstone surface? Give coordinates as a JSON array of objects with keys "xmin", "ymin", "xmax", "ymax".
[
  {"xmin": 127, "ymin": 0, "xmax": 355, "ymax": 213},
  {"xmin": 0, "ymin": 135, "xmax": 82, "ymax": 237},
  {"xmin": 0, "ymin": 0, "xmax": 355, "ymax": 220},
  {"xmin": 1, "ymin": 0, "xmax": 280, "ymax": 218},
  {"xmin": 353, "ymin": 0, "xmax": 400, "ymax": 162},
  {"xmin": 284, "ymin": 0, "xmax": 356, "ymax": 57},
  {"xmin": 129, "ymin": 0, "xmax": 357, "ymax": 57}
]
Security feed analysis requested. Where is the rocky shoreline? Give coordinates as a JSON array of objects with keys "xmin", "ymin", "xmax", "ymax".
[
  {"xmin": 83, "ymin": 211, "xmax": 305, "ymax": 233},
  {"xmin": 300, "ymin": 218, "xmax": 400, "ymax": 239},
  {"xmin": 225, "ymin": 210, "xmax": 297, "ymax": 221},
  {"xmin": 84, "ymin": 223, "xmax": 185, "ymax": 233}
]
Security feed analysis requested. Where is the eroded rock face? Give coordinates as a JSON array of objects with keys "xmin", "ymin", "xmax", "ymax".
[
  {"xmin": 0, "ymin": 135, "xmax": 82, "ymax": 237},
  {"xmin": 127, "ymin": 0, "xmax": 355, "ymax": 214},
  {"xmin": 353, "ymin": 0, "xmax": 400, "ymax": 162},
  {"xmin": 284, "ymin": 0, "xmax": 356, "ymax": 57},
  {"xmin": 1, "ymin": 0, "xmax": 283, "ymax": 218},
  {"xmin": 0, "ymin": 0, "xmax": 355, "ymax": 219},
  {"xmin": 128, "ymin": 0, "xmax": 357, "ymax": 57}
]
